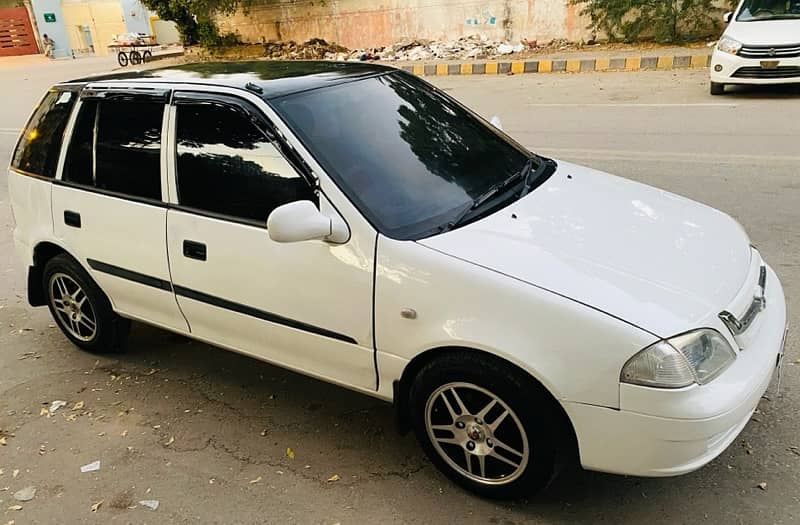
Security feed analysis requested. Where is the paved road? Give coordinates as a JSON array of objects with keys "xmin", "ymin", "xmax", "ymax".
[{"xmin": 1, "ymin": 60, "xmax": 799, "ymax": 524}]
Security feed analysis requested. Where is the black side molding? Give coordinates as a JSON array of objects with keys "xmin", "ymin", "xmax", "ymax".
[
  {"xmin": 173, "ymin": 285, "xmax": 358, "ymax": 345},
  {"xmin": 86, "ymin": 259, "xmax": 173, "ymax": 291}
]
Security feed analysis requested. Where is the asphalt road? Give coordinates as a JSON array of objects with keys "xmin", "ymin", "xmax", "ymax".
[{"xmin": 1, "ymin": 58, "xmax": 799, "ymax": 524}]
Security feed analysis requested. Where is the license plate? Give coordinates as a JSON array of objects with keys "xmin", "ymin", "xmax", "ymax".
[{"xmin": 761, "ymin": 60, "xmax": 780, "ymax": 70}]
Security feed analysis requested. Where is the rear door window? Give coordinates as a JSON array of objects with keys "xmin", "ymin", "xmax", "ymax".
[
  {"xmin": 62, "ymin": 97, "xmax": 164, "ymax": 201},
  {"xmin": 12, "ymin": 89, "xmax": 77, "ymax": 178}
]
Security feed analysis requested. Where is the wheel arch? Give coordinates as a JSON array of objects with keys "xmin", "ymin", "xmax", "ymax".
[
  {"xmin": 28, "ymin": 241, "xmax": 76, "ymax": 307},
  {"xmin": 393, "ymin": 346, "xmax": 578, "ymax": 460}
]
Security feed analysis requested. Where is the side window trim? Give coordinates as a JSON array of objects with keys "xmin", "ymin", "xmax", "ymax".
[{"xmin": 57, "ymin": 87, "xmax": 169, "ymax": 204}]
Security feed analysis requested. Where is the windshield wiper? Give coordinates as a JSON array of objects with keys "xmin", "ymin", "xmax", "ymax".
[{"xmin": 442, "ymin": 154, "xmax": 549, "ymax": 232}]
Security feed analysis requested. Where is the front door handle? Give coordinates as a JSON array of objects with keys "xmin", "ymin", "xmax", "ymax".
[
  {"xmin": 183, "ymin": 240, "xmax": 207, "ymax": 261},
  {"xmin": 64, "ymin": 210, "xmax": 81, "ymax": 228}
]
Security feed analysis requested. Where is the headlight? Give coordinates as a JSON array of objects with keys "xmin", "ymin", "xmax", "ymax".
[
  {"xmin": 621, "ymin": 329, "xmax": 736, "ymax": 388},
  {"xmin": 717, "ymin": 36, "xmax": 743, "ymax": 55}
]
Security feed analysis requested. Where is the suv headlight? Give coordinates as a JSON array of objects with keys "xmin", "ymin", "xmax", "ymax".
[
  {"xmin": 621, "ymin": 329, "xmax": 736, "ymax": 388},
  {"xmin": 717, "ymin": 36, "xmax": 743, "ymax": 55}
]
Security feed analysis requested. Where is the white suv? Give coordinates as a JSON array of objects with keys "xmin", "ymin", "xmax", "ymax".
[
  {"xmin": 711, "ymin": 0, "xmax": 800, "ymax": 94},
  {"xmin": 8, "ymin": 61, "xmax": 787, "ymax": 498}
]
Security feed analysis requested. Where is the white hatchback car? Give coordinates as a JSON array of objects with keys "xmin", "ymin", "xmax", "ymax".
[
  {"xmin": 8, "ymin": 62, "xmax": 787, "ymax": 498},
  {"xmin": 711, "ymin": 0, "xmax": 800, "ymax": 94}
]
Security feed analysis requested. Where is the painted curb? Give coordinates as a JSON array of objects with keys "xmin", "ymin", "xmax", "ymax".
[{"xmin": 398, "ymin": 53, "xmax": 712, "ymax": 76}]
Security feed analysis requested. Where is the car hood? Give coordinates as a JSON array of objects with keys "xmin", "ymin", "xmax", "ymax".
[
  {"xmin": 418, "ymin": 161, "xmax": 753, "ymax": 337},
  {"xmin": 726, "ymin": 19, "xmax": 800, "ymax": 45}
]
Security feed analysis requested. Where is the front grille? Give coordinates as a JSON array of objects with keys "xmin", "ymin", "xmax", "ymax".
[
  {"xmin": 731, "ymin": 66, "xmax": 800, "ymax": 79},
  {"xmin": 739, "ymin": 43, "xmax": 800, "ymax": 59}
]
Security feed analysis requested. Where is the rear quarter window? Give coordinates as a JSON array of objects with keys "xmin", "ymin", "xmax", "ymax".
[{"xmin": 11, "ymin": 89, "xmax": 77, "ymax": 178}]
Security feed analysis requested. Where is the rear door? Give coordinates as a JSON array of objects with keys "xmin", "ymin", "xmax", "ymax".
[{"xmin": 52, "ymin": 89, "xmax": 188, "ymax": 332}]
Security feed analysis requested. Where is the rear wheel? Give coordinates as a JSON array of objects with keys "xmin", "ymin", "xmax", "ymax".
[
  {"xmin": 43, "ymin": 254, "xmax": 130, "ymax": 353},
  {"xmin": 142, "ymin": 50, "xmax": 152, "ymax": 63},
  {"xmin": 409, "ymin": 352, "xmax": 561, "ymax": 499},
  {"xmin": 129, "ymin": 50, "xmax": 142, "ymax": 65},
  {"xmin": 710, "ymin": 81, "xmax": 726, "ymax": 95}
]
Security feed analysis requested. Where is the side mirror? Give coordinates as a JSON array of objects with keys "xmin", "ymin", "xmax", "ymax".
[
  {"xmin": 267, "ymin": 200, "xmax": 348, "ymax": 243},
  {"xmin": 490, "ymin": 116, "xmax": 503, "ymax": 130},
  {"xmin": 723, "ymin": 11, "xmax": 733, "ymax": 23}
]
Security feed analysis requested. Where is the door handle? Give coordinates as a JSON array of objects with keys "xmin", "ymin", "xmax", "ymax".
[
  {"xmin": 64, "ymin": 210, "xmax": 81, "ymax": 228},
  {"xmin": 183, "ymin": 240, "xmax": 207, "ymax": 261}
]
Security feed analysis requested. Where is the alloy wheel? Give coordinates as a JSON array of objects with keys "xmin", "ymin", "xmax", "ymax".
[{"xmin": 49, "ymin": 272, "xmax": 97, "ymax": 342}]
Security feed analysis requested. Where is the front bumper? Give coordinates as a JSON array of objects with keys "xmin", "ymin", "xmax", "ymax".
[
  {"xmin": 711, "ymin": 49, "xmax": 800, "ymax": 85},
  {"xmin": 565, "ymin": 264, "xmax": 787, "ymax": 477}
]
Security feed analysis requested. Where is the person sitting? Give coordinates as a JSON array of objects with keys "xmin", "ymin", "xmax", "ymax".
[{"xmin": 42, "ymin": 34, "xmax": 56, "ymax": 58}]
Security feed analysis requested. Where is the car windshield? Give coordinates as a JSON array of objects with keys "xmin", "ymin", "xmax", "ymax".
[
  {"xmin": 271, "ymin": 71, "xmax": 540, "ymax": 240},
  {"xmin": 736, "ymin": 0, "xmax": 800, "ymax": 21}
]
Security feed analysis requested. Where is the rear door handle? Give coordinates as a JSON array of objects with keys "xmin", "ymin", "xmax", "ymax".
[
  {"xmin": 183, "ymin": 240, "xmax": 207, "ymax": 261},
  {"xmin": 64, "ymin": 210, "xmax": 81, "ymax": 228}
]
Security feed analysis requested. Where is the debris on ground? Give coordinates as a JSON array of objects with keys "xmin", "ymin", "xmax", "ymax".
[
  {"xmin": 90, "ymin": 500, "xmax": 103, "ymax": 512},
  {"xmin": 249, "ymin": 476, "xmax": 262, "ymax": 484},
  {"xmin": 0, "ymin": 437, "xmax": 6, "ymax": 446},
  {"xmin": 12, "ymin": 469, "xmax": 19, "ymax": 478},
  {"xmin": 48, "ymin": 400, "xmax": 67, "ymax": 414},
  {"xmin": 757, "ymin": 481, "xmax": 767, "ymax": 490},
  {"xmin": 327, "ymin": 474, "xmax": 340, "ymax": 482},
  {"xmin": 263, "ymin": 38, "xmax": 348, "ymax": 59},
  {"xmin": 17, "ymin": 351, "xmax": 41, "ymax": 360},
  {"xmin": 139, "ymin": 499, "xmax": 159, "ymax": 510},
  {"xmin": 80, "ymin": 460, "xmax": 101, "ymax": 473},
  {"xmin": 13, "ymin": 486, "xmax": 35, "ymax": 502},
  {"xmin": 286, "ymin": 447, "xmax": 295, "ymax": 459},
  {"xmin": 72, "ymin": 401, "xmax": 84, "ymax": 411},
  {"xmin": 7, "ymin": 505, "xmax": 22, "ymax": 511}
]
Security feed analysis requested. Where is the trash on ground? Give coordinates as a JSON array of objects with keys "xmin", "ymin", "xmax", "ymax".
[
  {"xmin": 0, "ymin": 437, "xmax": 6, "ymax": 446},
  {"xmin": 263, "ymin": 38, "xmax": 348, "ymax": 59},
  {"xmin": 327, "ymin": 474, "xmax": 340, "ymax": 482},
  {"xmin": 249, "ymin": 476, "xmax": 262, "ymax": 484},
  {"xmin": 286, "ymin": 447, "xmax": 295, "ymax": 459},
  {"xmin": 164, "ymin": 436, "xmax": 174, "ymax": 446},
  {"xmin": 758, "ymin": 481, "xmax": 767, "ymax": 490},
  {"xmin": 12, "ymin": 469, "xmax": 19, "ymax": 478},
  {"xmin": 91, "ymin": 500, "xmax": 103, "ymax": 512},
  {"xmin": 7, "ymin": 505, "xmax": 23, "ymax": 511},
  {"xmin": 80, "ymin": 460, "xmax": 101, "ymax": 473},
  {"xmin": 72, "ymin": 401, "xmax": 84, "ymax": 411},
  {"xmin": 48, "ymin": 400, "xmax": 67, "ymax": 414},
  {"xmin": 13, "ymin": 487, "xmax": 35, "ymax": 502},
  {"xmin": 139, "ymin": 499, "xmax": 159, "ymax": 510}
]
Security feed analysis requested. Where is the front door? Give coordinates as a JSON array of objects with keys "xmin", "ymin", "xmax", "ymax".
[
  {"xmin": 165, "ymin": 93, "xmax": 376, "ymax": 390},
  {"xmin": 53, "ymin": 91, "xmax": 188, "ymax": 333}
]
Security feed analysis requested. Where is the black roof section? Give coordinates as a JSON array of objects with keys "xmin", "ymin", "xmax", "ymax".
[{"xmin": 66, "ymin": 60, "xmax": 396, "ymax": 99}]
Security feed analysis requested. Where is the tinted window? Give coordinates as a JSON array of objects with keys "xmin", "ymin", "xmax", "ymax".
[
  {"xmin": 273, "ymin": 72, "xmax": 530, "ymax": 240},
  {"xmin": 62, "ymin": 100, "xmax": 96, "ymax": 186},
  {"xmin": 12, "ymin": 90, "xmax": 77, "ymax": 178},
  {"xmin": 737, "ymin": 0, "xmax": 800, "ymax": 20},
  {"xmin": 95, "ymin": 100, "xmax": 163, "ymax": 200},
  {"xmin": 175, "ymin": 101, "xmax": 315, "ymax": 223},
  {"xmin": 62, "ymin": 99, "xmax": 163, "ymax": 200}
]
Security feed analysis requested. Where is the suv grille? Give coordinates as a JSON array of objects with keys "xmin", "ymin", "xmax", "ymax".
[
  {"xmin": 738, "ymin": 43, "xmax": 800, "ymax": 59},
  {"xmin": 731, "ymin": 66, "xmax": 800, "ymax": 79}
]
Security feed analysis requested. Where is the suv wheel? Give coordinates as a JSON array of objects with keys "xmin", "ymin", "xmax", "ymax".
[
  {"xmin": 43, "ymin": 254, "xmax": 130, "ymax": 353},
  {"xmin": 409, "ymin": 352, "xmax": 560, "ymax": 499},
  {"xmin": 710, "ymin": 82, "xmax": 726, "ymax": 95}
]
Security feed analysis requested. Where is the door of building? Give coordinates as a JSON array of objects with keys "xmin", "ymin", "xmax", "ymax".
[{"xmin": 0, "ymin": 7, "xmax": 38, "ymax": 57}]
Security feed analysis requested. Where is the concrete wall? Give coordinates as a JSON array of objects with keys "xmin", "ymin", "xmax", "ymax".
[
  {"xmin": 61, "ymin": 0, "xmax": 126, "ymax": 55},
  {"xmin": 30, "ymin": 0, "xmax": 71, "ymax": 56},
  {"xmin": 216, "ymin": 0, "xmax": 591, "ymax": 49},
  {"xmin": 119, "ymin": 0, "xmax": 149, "ymax": 34}
]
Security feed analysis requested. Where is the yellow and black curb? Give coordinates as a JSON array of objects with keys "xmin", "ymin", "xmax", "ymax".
[{"xmin": 399, "ymin": 53, "xmax": 712, "ymax": 76}]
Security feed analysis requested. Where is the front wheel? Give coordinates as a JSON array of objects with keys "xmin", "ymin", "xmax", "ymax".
[
  {"xmin": 409, "ymin": 352, "xmax": 561, "ymax": 499},
  {"xmin": 710, "ymin": 81, "xmax": 726, "ymax": 95},
  {"xmin": 43, "ymin": 254, "xmax": 130, "ymax": 353}
]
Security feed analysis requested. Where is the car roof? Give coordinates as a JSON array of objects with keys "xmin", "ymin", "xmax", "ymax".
[{"xmin": 65, "ymin": 60, "xmax": 397, "ymax": 99}]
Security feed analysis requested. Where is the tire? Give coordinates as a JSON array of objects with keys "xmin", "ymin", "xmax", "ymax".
[
  {"xmin": 129, "ymin": 50, "xmax": 142, "ymax": 65},
  {"xmin": 409, "ymin": 352, "xmax": 562, "ymax": 499},
  {"xmin": 710, "ymin": 82, "xmax": 726, "ymax": 95},
  {"xmin": 43, "ymin": 254, "xmax": 130, "ymax": 353},
  {"xmin": 117, "ymin": 51, "xmax": 128, "ymax": 67},
  {"xmin": 142, "ymin": 50, "xmax": 152, "ymax": 63}
]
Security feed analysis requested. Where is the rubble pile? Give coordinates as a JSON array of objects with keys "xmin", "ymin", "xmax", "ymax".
[
  {"xmin": 263, "ymin": 38, "xmax": 348, "ymax": 59},
  {"xmin": 331, "ymin": 35, "xmax": 535, "ymax": 61}
]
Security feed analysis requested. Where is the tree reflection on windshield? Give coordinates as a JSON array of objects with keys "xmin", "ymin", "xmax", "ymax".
[{"xmin": 274, "ymin": 71, "xmax": 529, "ymax": 240}]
